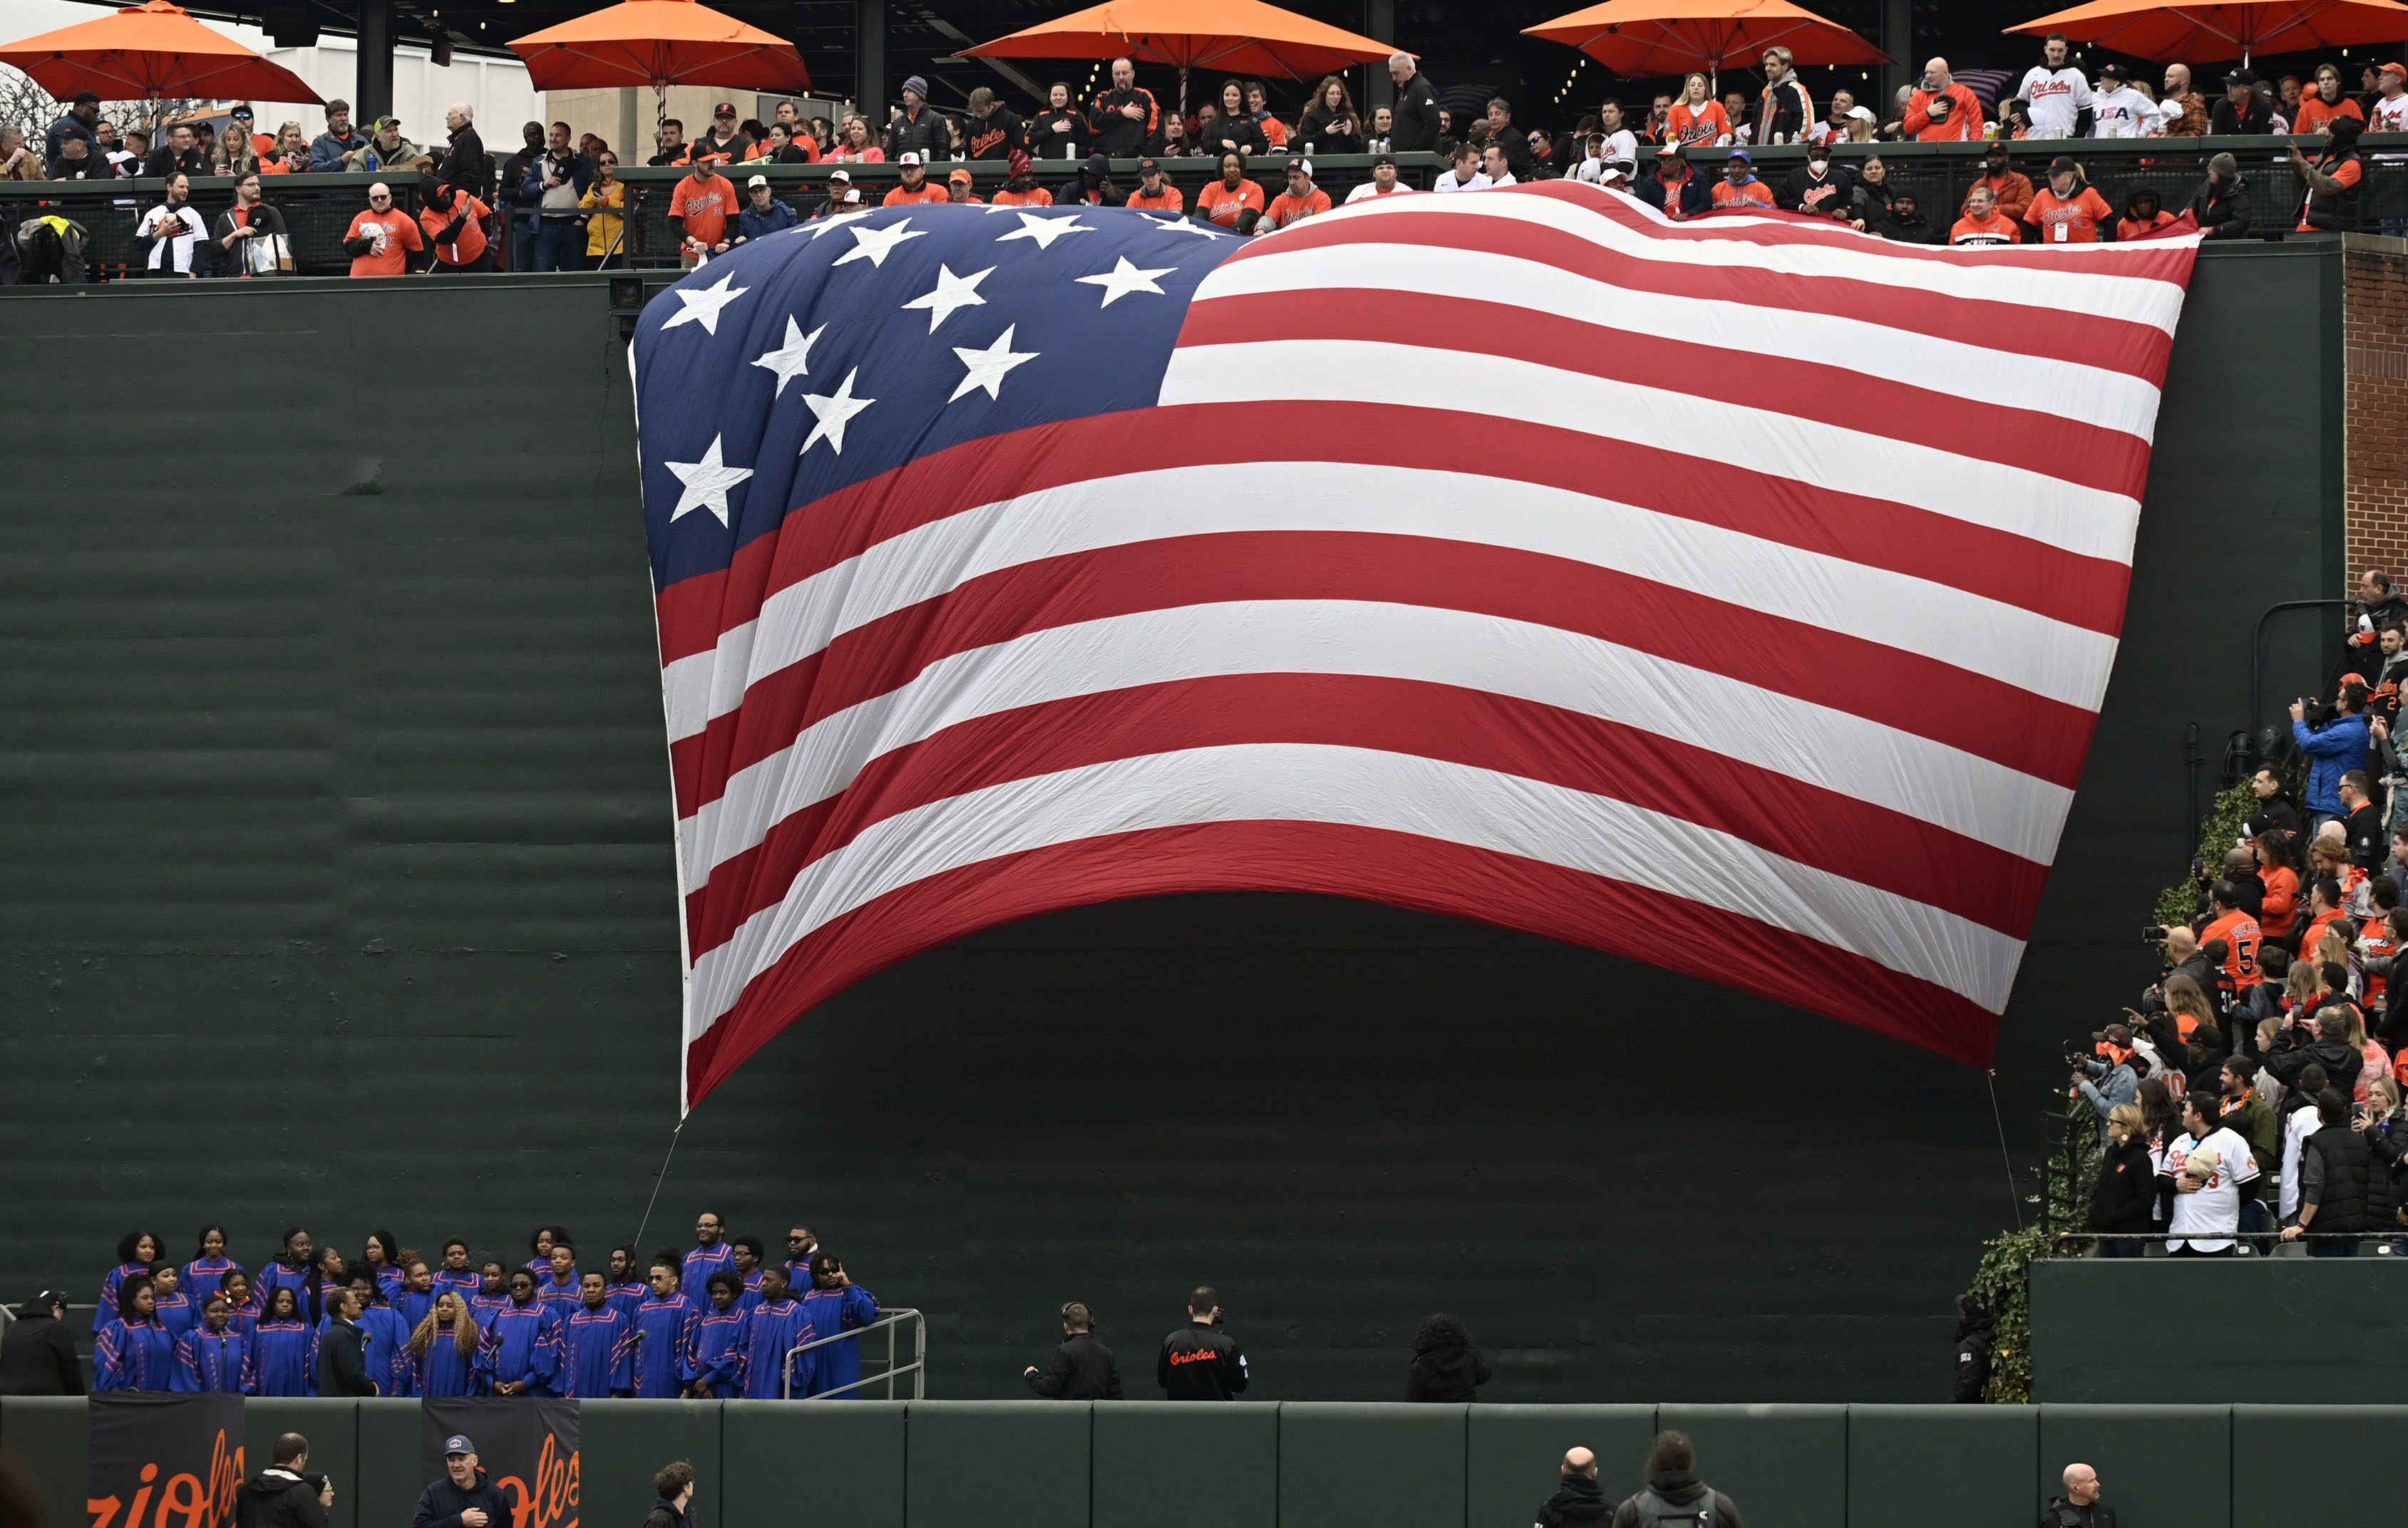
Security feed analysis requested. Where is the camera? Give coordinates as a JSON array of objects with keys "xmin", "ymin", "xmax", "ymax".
[
  {"xmin": 302, "ymin": 1474, "xmax": 329, "ymax": 1492},
  {"xmin": 2142, "ymin": 925, "xmax": 2168, "ymax": 942}
]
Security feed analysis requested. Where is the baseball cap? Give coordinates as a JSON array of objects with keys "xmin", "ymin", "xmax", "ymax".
[
  {"xmin": 2047, "ymin": 154, "xmax": 2078, "ymax": 173},
  {"xmin": 898, "ymin": 150, "xmax": 922, "ymax": 165},
  {"xmin": 2342, "ymin": 671, "xmax": 2368, "ymax": 686},
  {"xmin": 713, "ymin": 102, "xmax": 736, "ymax": 118},
  {"xmin": 827, "ymin": 167, "xmax": 851, "ymax": 182},
  {"xmin": 443, "ymin": 1435, "xmax": 474, "ymax": 1457},
  {"xmin": 1370, "ymin": 153, "xmax": 1394, "ymax": 168},
  {"xmin": 948, "ymin": 167, "xmax": 972, "ymax": 184},
  {"xmin": 376, "ymin": 115, "xmax": 400, "ymax": 131},
  {"xmin": 1727, "ymin": 148, "xmax": 1751, "ymax": 163},
  {"xmin": 230, "ymin": 104, "xmax": 254, "ymax": 119},
  {"xmin": 746, "ymin": 173, "xmax": 768, "ymax": 188},
  {"xmin": 837, "ymin": 186, "xmax": 861, "ymax": 204},
  {"xmin": 2382, "ymin": 62, "xmax": 2406, "ymax": 78},
  {"xmin": 2098, "ymin": 62, "xmax": 2126, "ymax": 81},
  {"xmin": 1137, "ymin": 156, "xmax": 1161, "ymax": 173},
  {"xmin": 1655, "ymin": 142, "xmax": 1681, "ymax": 158},
  {"xmin": 1289, "ymin": 157, "xmax": 1312, "ymax": 177},
  {"xmin": 1846, "ymin": 104, "xmax": 1874, "ymax": 122}
]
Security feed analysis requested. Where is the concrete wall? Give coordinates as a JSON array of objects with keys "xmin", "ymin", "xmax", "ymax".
[{"xmin": 0, "ymin": 243, "xmax": 2348, "ymax": 1405}]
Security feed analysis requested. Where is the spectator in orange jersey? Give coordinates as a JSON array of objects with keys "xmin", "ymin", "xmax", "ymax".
[
  {"xmin": 342, "ymin": 182, "xmax": 424, "ymax": 276},
  {"xmin": 1260, "ymin": 158, "xmax": 1331, "ymax": 232},
  {"xmin": 2257, "ymin": 831, "xmax": 2302, "ymax": 949},
  {"xmin": 2026, "ymin": 158, "xmax": 2113, "ymax": 243},
  {"xmin": 1710, "ymin": 149, "xmax": 1774, "ymax": 208},
  {"xmin": 1967, "ymin": 141, "xmax": 2034, "ymax": 224},
  {"xmin": 1197, "ymin": 150, "xmax": 1265, "ymax": 230},
  {"xmin": 1950, "ymin": 184, "xmax": 2020, "ymax": 245},
  {"xmin": 1904, "ymin": 56, "xmax": 1985, "ymax": 140},
  {"xmin": 1124, "ymin": 158, "xmax": 1183, "ymax": 212},
  {"xmin": 667, "ymin": 157, "xmax": 738, "ymax": 267},
  {"xmin": 2116, "ymin": 186, "xmax": 2177, "ymax": 242},
  {"xmin": 883, "ymin": 153, "xmax": 948, "ymax": 206},
  {"xmin": 418, "ymin": 180, "xmax": 493, "ymax": 271},
  {"xmin": 944, "ymin": 167, "xmax": 982, "ymax": 204},
  {"xmin": 2203, "ymin": 881, "xmax": 2265, "ymax": 991},
  {"xmin": 2294, "ymin": 63, "xmax": 2365, "ymax": 135}
]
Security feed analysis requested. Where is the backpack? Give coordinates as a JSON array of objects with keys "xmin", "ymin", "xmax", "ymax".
[{"xmin": 1625, "ymin": 1489, "xmax": 1717, "ymax": 1527}]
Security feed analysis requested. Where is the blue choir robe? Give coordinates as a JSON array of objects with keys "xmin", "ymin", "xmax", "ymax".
[
  {"xmin": 170, "ymin": 1327, "xmax": 247, "ymax": 1393},
  {"xmin": 535, "ymin": 1269, "xmax": 582, "ymax": 1328},
  {"xmin": 469, "ymin": 1291, "xmax": 510, "ymax": 1326},
  {"xmin": 152, "ymin": 1291, "xmax": 198, "ymax": 1343},
  {"xmin": 798, "ymin": 1284, "xmax": 880, "ymax": 1399},
  {"xmin": 223, "ymin": 1304, "xmax": 259, "ymax": 1341},
  {"xmin": 691, "ymin": 1308, "xmax": 746, "ymax": 1397},
  {"xmin": 95, "ymin": 1317, "xmax": 177, "ymax": 1391},
  {"xmin": 247, "ymin": 1320, "xmax": 317, "ymax": 1396},
  {"xmin": 631, "ymin": 1295, "xmax": 700, "ymax": 1399},
  {"xmin": 433, "ymin": 1269, "xmax": 482, "ymax": 1301},
  {"xmin": 94, "ymin": 1261, "xmax": 150, "ymax": 1333},
  {"xmin": 414, "ymin": 1325, "xmax": 486, "ymax": 1398},
  {"xmin": 734, "ymin": 1270, "xmax": 764, "ymax": 1313},
  {"xmin": 180, "ymin": 1257, "xmax": 244, "ymax": 1304},
  {"xmin": 736, "ymin": 1295, "xmax": 813, "ymax": 1400},
  {"xmin": 559, "ymin": 1306, "xmax": 634, "ymax": 1398},
  {"xmin": 393, "ymin": 1288, "xmax": 436, "ymax": 1332},
  {"xmin": 606, "ymin": 1279, "xmax": 647, "ymax": 1321},
  {"xmin": 371, "ymin": 1265, "xmax": 405, "ymax": 1299},
  {"xmin": 680, "ymin": 1243, "xmax": 735, "ymax": 1304},
  {"xmin": 253, "ymin": 1259, "xmax": 314, "ymax": 1324},
  {"xmin": 480, "ymin": 1301, "xmax": 562, "ymax": 1395}
]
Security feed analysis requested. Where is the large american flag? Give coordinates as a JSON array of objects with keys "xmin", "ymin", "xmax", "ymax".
[{"xmin": 632, "ymin": 185, "xmax": 2201, "ymax": 1110}]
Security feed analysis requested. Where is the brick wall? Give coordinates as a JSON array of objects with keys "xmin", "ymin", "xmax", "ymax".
[{"xmin": 2347, "ymin": 234, "xmax": 2408, "ymax": 579}]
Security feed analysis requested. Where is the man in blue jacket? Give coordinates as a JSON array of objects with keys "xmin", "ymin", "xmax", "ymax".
[
  {"xmin": 309, "ymin": 100, "xmax": 366, "ymax": 172},
  {"xmin": 734, "ymin": 175, "xmax": 799, "ymax": 244},
  {"xmin": 2293, "ymin": 679, "xmax": 2373, "ymax": 831}
]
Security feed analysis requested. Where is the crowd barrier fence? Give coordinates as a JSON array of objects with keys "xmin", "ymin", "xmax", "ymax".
[
  {"xmin": 1, "ymin": 137, "xmax": 2402, "ymax": 282},
  {"xmin": 6, "ymin": 1395, "xmax": 2407, "ymax": 1527}
]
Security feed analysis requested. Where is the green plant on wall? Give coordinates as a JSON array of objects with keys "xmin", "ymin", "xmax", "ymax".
[
  {"xmin": 1965, "ymin": 1100, "xmax": 2102, "ymax": 1403},
  {"xmin": 2153, "ymin": 779, "xmax": 2264, "ymax": 934}
]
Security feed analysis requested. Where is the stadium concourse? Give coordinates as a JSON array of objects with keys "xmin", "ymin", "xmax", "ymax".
[{"xmin": 4, "ymin": 43, "xmax": 2403, "ymax": 279}]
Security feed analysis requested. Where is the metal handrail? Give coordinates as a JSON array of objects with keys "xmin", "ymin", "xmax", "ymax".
[{"xmin": 782, "ymin": 1306, "xmax": 925, "ymax": 1400}]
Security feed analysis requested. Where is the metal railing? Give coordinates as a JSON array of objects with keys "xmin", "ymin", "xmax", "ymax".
[
  {"xmin": 4, "ymin": 136, "xmax": 2403, "ymax": 286},
  {"xmin": 781, "ymin": 1306, "xmax": 924, "ymax": 1400}
]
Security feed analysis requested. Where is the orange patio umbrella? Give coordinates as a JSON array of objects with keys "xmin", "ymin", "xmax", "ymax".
[
  {"xmin": 965, "ymin": 0, "xmax": 1400, "ymax": 112},
  {"xmin": 0, "ymin": 0, "xmax": 319, "ymax": 106},
  {"xmin": 2005, "ymin": 0, "xmax": 2408, "ymax": 66},
  {"xmin": 1523, "ymin": 0, "xmax": 1885, "ymax": 92},
  {"xmin": 508, "ymin": 0, "xmax": 811, "ymax": 93}
]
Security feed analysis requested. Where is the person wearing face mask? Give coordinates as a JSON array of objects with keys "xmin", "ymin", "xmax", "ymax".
[{"xmin": 1777, "ymin": 138, "xmax": 1853, "ymax": 217}]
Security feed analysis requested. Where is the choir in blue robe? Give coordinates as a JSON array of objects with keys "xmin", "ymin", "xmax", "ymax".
[
  {"xmin": 369, "ymin": 1264, "xmax": 406, "ymax": 1299},
  {"xmin": 736, "ymin": 1294, "xmax": 813, "ymax": 1400},
  {"xmin": 247, "ymin": 1319, "xmax": 316, "ymax": 1396},
  {"xmin": 798, "ymin": 1282, "xmax": 880, "ymax": 1398},
  {"xmin": 253, "ymin": 1259, "xmax": 314, "ymax": 1324},
  {"xmin": 152, "ymin": 1290, "xmax": 198, "ymax": 1343},
  {"xmin": 480, "ymin": 1300, "xmax": 562, "ymax": 1395},
  {"xmin": 393, "ymin": 1286, "xmax": 436, "ymax": 1333},
  {"xmin": 95, "ymin": 1316, "xmax": 178, "ymax": 1390},
  {"xmin": 433, "ymin": 1268, "xmax": 482, "ymax": 1300},
  {"xmin": 631, "ymin": 1294, "xmax": 701, "ymax": 1399},
  {"xmin": 170, "ymin": 1326, "xmax": 248, "ymax": 1393},
  {"xmin": 180, "ymin": 1256, "xmax": 244, "ymax": 1303},
  {"xmin": 413, "ymin": 1323, "xmax": 487, "ymax": 1398},
  {"xmin": 606, "ymin": 1279, "xmax": 647, "ymax": 1321},
  {"xmin": 680, "ymin": 1243, "xmax": 735, "ymax": 1304},
  {"xmin": 469, "ymin": 1289, "xmax": 510, "ymax": 1326},
  {"xmin": 559, "ymin": 1306, "xmax": 634, "ymax": 1398},
  {"xmin": 94, "ymin": 1262, "xmax": 150, "ymax": 1333},
  {"xmin": 535, "ymin": 1269, "xmax": 582, "ymax": 1326},
  {"xmin": 691, "ymin": 1307, "xmax": 746, "ymax": 1396},
  {"xmin": 732, "ymin": 1269, "xmax": 764, "ymax": 1313}
]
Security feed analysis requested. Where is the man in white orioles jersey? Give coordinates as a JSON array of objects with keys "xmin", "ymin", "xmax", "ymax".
[{"xmin": 2018, "ymin": 33, "xmax": 2093, "ymax": 138}]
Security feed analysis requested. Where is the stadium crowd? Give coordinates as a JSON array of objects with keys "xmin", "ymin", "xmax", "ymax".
[
  {"xmin": 5, "ymin": 38, "xmax": 2403, "ymax": 278},
  {"xmin": 2069, "ymin": 571, "xmax": 2408, "ymax": 1259},
  {"xmin": 9, "ymin": 1214, "xmax": 885, "ymax": 1400}
]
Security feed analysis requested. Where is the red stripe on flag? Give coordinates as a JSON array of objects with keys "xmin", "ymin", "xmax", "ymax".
[
  {"xmin": 680, "ymin": 668, "xmax": 2053, "ymax": 962},
  {"xmin": 1178, "ymin": 286, "xmax": 2153, "ymax": 500},
  {"xmin": 672, "ymin": 527, "xmax": 2097, "ymax": 823},
  {"xmin": 680, "ymin": 818, "xmax": 2007, "ymax": 1106}
]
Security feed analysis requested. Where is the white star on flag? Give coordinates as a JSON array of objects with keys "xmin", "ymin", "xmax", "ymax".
[
  {"xmin": 801, "ymin": 368, "xmax": 875, "ymax": 455},
  {"xmin": 949, "ymin": 325, "xmax": 1039, "ymax": 403},
  {"xmin": 900, "ymin": 264, "xmax": 996, "ymax": 333},
  {"xmin": 834, "ymin": 218, "xmax": 928, "ymax": 268},
  {"xmin": 808, "ymin": 209, "xmax": 875, "ymax": 239},
  {"xmin": 663, "ymin": 434, "xmax": 753, "ymax": 526},
  {"xmin": 659, "ymin": 272, "xmax": 751, "ymax": 334},
  {"xmin": 1151, "ymin": 215, "xmax": 1223, "ymax": 238},
  {"xmin": 1075, "ymin": 256, "xmax": 1178, "ymax": 307},
  {"xmin": 996, "ymin": 212, "xmax": 1094, "ymax": 251},
  {"xmin": 749, "ymin": 316, "xmax": 825, "ymax": 396}
]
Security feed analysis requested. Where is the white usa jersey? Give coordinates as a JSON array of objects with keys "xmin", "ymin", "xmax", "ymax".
[
  {"xmin": 2091, "ymin": 86, "xmax": 2154, "ymax": 138},
  {"xmin": 2018, "ymin": 66, "xmax": 2092, "ymax": 137}
]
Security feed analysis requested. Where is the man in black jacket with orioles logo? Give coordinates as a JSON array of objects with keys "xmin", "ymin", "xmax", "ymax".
[{"xmin": 1158, "ymin": 1286, "xmax": 1247, "ymax": 1399}]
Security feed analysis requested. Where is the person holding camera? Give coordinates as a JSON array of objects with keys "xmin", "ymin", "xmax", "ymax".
[
  {"xmin": 412, "ymin": 1436, "xmax": 508, "ymax": 1528},
  {"xmin": 237, "ymin": 1434, "xmax": 331, "ymax": 1528},
  {"xmin": 2293, "ymin": 681, "xmax": 2374, "ymax": 835}
]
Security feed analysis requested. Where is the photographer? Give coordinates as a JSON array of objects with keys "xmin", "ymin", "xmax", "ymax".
[
  {"xmin": 2073, "ymin": 1026, "xmax": 2139, "ymax": 1145},
  {"xmin": 2292, "ymin": 681, "xmax": 2373, "ymax": 834},
  {"xmin": 237, "ymin": 1434, "xmax": 331, "ymax": 1528}
]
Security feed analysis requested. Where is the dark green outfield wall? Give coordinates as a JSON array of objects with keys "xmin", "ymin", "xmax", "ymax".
[
  {"xmin": 0, "ymin": 247, "xmax": 2347, "ymax": 1404},
  {"xmin": 11, "ymin": 1397, "xmax": 2407, "ymax": 1528}
]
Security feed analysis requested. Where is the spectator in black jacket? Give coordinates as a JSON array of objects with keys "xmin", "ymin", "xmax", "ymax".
[
  {"xmin": 1751, "ymin": 45, "xmax": 1813, "ymax": 146},
  {"xmin": 887, "ymin": 78, "xmax": 947, "ymax": 164},
  {"xmin": 2268, "ymin": 1008, "xmax": 2366, "ymax": 1098},
  {"xmin": 496, "ymin": 121, "xmax": 545, "ymax": 272},
  {"xmin": 1389, "ymin": 54, "xmax": 1439, "ymax": 154},
  {"xmin": 1535, "ymin": 1449, "xmax": 1611, "ymax": 1528},
  {"xmin": 1638, "ymin": 145, "xmax": 1711, "ymax": 220},
  {"xmin": 1024, "ymin": 1301, "xmax": 1123, "ymax": 1398},
  {"xmin": 2285, "ymin": 1088, "xmax": 2374, "ymax": 1253},
  {"xmin": 1158, "ymin": 1286, "xmax": 1248, "ymax": 1400},
  {"xmin": 1207, "ymin": 80, "xmax": 1269, "ymax": 159},
  {"xmin": 2182, "ymin": 154, "xmax": 2254, "ymax": 239},
  {"xmin": 412, "ymin": 1438, "xmax": 509, "ymax": 1528},
  {"xmin": 1951, "ymin": 1296, "xmax": 1993, "ymax": 1402},
  {"xmin": 1031, "ymin": 82, "xmax": 1091, "ymax": 161},
  {"xmin": 1404, "ymin": 1312, "xmax": 1490, "ymax": 1401},
  {"xmin": 237, "ymin": 1435, "xmax": 331, "ymax": 1528},
  {"xmin": 2092, "ymin": 1105, "xmax": 2156, "ymax": 1256},
  {"xmin": 642, "ymin": 1462, "xmax": 694, "ymax": 1528},
  {"xmin": 1482, "ymin": 98, "xmax": 1536, "ymax": 177},
  {"xmin": 2244, "ymin": 767, "xmax": 2301, "ymax": 841},
  {"xmin": 965, "ymin": 88, "xmax": 1027, "ymax": 162},
  {"xmin": 437, "ymin": 104, "xmax": 487, "ymax": 199},
  {"xmin": 2211, "ymin": 69, "xmax": 2278, "ymax": 133},
  {"xmin": 315, "ymin": 1288, "xmax": 379, "ymax": 1396},
  {"xmin": 142, "ymin": 124, "xmax": 206, "ymax": 181},
  {"xmin": 1089, "ymin": 59, "xmax": 1157, "ymax": 158},
  {"xmin": 1778, "ymin": 140, "xmax": 1853, "ymax": 217},
  {"xmin": 1874, "ymin": 190, "xmax": 1943, "ymax": 244},
  {"xmin": 0, "ymin": 1292, "xmax": 83, "ymax": 1395}
]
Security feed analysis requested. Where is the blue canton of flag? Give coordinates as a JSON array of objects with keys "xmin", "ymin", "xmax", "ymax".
[{"xmin": 632, "ymin": 204, "xmax": 1242, "ymax": 594}]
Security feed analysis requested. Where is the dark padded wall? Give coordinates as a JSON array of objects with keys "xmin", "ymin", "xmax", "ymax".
[{"xmin": 0, "ymin": 246, "xmax": 2343, "ymax": 1404}]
